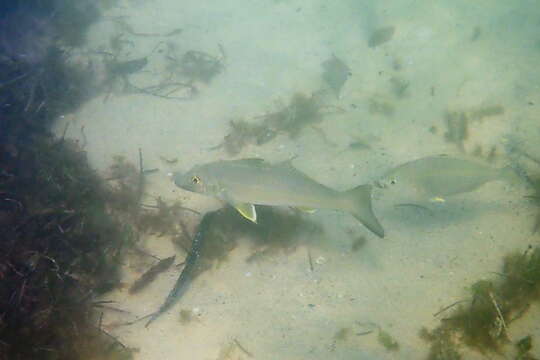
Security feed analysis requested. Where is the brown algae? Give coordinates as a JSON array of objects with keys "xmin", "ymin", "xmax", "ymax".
[
  {"xmin": 179, "ymin": 309, "xmax": 194, "ymax": 324},
  {"xmin": 333, "ymin": 327, "xmax": 353, "ymax": 342},
  {"xmin": 219, "ymin": 92, "xmax": 325, "ymax": 155},
  {"xmin": 377, "ymin": 328, "xmax": 400, "ymax": 351},
  {"xmin": 444, "ymin": 111, "xmax": 468, "ymax": 151},
  {"xmin": 368, "ymin": 26, "xmax": 395, "ymax": 48},
  {"xmin": 322, "ymin": 54, "xmax": 351, "ymax": 98},
  {"xmin": 421, "ymin": 245, "xmax": 540, "ymax": 358},
  {"xmin": 368, "ymin": 95, "xmax": 395, "ymax": 117}
]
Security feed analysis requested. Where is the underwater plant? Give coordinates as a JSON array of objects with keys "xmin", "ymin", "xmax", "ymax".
[
  {"xmin": 0, "ymin": 3, "xmax": 139, "ymax": 358},
  {"xmin": 0, "ymin": 1, "xmax": 99, "ymax": 117},
  {"xmin": 421, "ymin": 245, "xmax": 540, "ymax": 359},
  {"xmin": 217, "ymin": 92, "xmax": 329, "ymax": 155}
]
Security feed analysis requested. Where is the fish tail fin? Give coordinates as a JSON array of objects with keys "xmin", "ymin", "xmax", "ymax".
[{"xmin": 342, "ymin": 184, "xmax": 385, "ymax": 238}]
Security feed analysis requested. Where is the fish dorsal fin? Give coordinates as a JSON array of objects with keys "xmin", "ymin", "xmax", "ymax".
[{"xmin": 233, "ymin": 203, "xmax": 257, "ymax": 223}]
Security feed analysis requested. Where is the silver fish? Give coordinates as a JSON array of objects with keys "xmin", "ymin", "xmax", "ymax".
[
  {"xmin": 174, "ymin": 158, "xmax": 384, "ymax": 238},
  {"xmin": 376, "ymin": 155, "xmax": 519, "ymax": 202}
]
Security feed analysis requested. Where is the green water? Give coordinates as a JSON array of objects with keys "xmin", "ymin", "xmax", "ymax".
[{"xmin": 52, "ymin": 0, "xmax": 540, "ymax": 358}]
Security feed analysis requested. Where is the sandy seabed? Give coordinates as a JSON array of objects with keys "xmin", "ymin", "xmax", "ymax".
[{"xmin": 54, "ymin": 0, "xmax": 540, "ymax": 359}]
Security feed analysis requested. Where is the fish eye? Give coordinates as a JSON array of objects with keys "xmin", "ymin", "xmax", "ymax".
[
  {"xmin": 390, "ymin": 179, "xmax": 397, "ymax": 185},
  {"xmin": 192, "ymin": 176, "xmax": 201, "ymax": 184}
]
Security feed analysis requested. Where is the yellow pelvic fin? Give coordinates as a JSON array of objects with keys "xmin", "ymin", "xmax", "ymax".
[
  {"xmin": 235, "ymin": 203, "xmax": 257, "ymax": 223},
  {"xmin": 430, "ymin": 196, "xmax": 446, "ymax": 203},
  {"xmin": 295, "ymin": 206, "xmax": 317, "ymax": 213}
]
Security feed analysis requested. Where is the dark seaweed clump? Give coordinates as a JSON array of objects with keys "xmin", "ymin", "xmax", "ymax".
[
  {"xmin": 420, "ymin": 245, "xmax": 540, "ymax": 359},
  {"xmin": 502, "ymin": 142, "xmax": 540, "ymax": 234},
  {"xmin": 377, "ymin": 329, "xmax": 400, "ymax": 352},
  {"xmin": 0, "ymin": 2, "xmax": 136, "ymax": 359},
  {"xmin": 0, "ymin": 1, "xmax": 100, "ymax": 120},
  {"xmin": 165, "ymin": 45, "xmax": 224, "ymax": 84},
  {"xmin": 142, "ymin": 206, "xmax": 324, "ymax": 327},
  {"xmin": 368, "ymin": 26, "xmax": 395, "ymax": 48},
  {"xmin": 190, "ymin": 206, "xmax": 323, "ymax": 274},
  {"xmin": 438, "ymin": 105, "xmax": 504, "ymax": 155},
  {"xmin": 525, "ymin": 175, "xmax": 540, "ymax": 234},
  {"xmin": 0, "ymin": 136, "xmax": 135, "ymax": 360},
  {"xmin": 220, "ymin": 93, "xmax": 325, "ymax": 156}
]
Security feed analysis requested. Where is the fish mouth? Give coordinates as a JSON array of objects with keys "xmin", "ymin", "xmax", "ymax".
[{"xmin": 374, "ymin": 180, "xmax": 386, "ymax": 189}]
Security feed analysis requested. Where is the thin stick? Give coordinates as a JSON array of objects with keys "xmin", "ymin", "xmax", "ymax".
[
  {"xmin": 60, "ymin": 122, "xmax": 70, "ymax": 143},
  {"xmin": 99, "ymin": 327, "xmax": 127, "ymax": 349},
  {"xmin": 0, "ymin": 72, "xmax": 29, "ymax": 88},
  {"xmin": 93, "ymin": 303, "xmax": 131, "ymax": 314},
  {"xmin": 307, "ymin": 248, "xmax": 314, "ymax": 272},
  {"xmin": 433, "ymin": 300, "xmax": 468, "ymax": 317},
  {"xmin": 533, "ymin": 215, "xmax": 540, "ymax": 235},
  {"xmin": 234, "ymin": 339, "xmax": 253, "ymax": 358},
  {"xmin": 136, "ymin": 148, "xmax": 144, "ymax": 214},
  {"xmin": 106, "ymin": 313, "xmax": 153, "ymax": 328},
  {"xmin": 356, "ymin": 330, "xmax": 374, "ymax": 336},
  {"xmin": 98, "ymin": 312, "xmax": 104, "ymax": 330},
  {"xmin": 80, "ymin": 125, "xmax": 88, "ymax": 148},
  {"xmin": 522, "ymin": 151, "xmax": 540, "ymax": 166},
  {"xmin": 489, "ymin": 292, "xmax": 509, "ymax": 339},
  {"xmin": 138, "ymin": 148, "xmax": 144, "ymax": 178},
  {"xmin": 509, "ymin": 303, "xmax": 530, "ymax": 323},
  {"xmin": 126, "ymin": 81, "xmax": 196, "ymax": 100}
]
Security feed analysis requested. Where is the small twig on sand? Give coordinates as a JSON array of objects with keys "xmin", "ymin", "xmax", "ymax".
[
  {"xmin": 433, "ymin": 300, "xmax": 469, "ymax": 317},
  {"xmin": 136, "ymin": 148, "xmax": 144, "ymax": 214},
  {"xmin": 98, "ymin": 312, "xmax": 104, "ymax": 330},
  {"xmin": 60, "ymin": 122, "xmax": 70, "ymax": 143},
  {"xmin": 489, "ymin": 291, "xmax": 509, "ymax": 340},
  {"xmin": 80, "ymin": 126, "xmax": 88, "ymax": 149},
  {"xmin": 234, "ymin": 338, "xmax": 254, "ymax": 358},
  {"xmin": 307, "ymin": 248, "xmax": 314, "ymax": 272},
  {"xmin": 94, "ymin": 321, "xmax": 128, "ymax": 349}
]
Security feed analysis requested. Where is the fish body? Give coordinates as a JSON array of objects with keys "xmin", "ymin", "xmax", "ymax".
[
  {"xmin": 377, "ymin": 155, "xmax": 518, "ymax": 202},
  {"xmin": 145, "ymin": 212, "xmax": 207, "ymax": 327},
  {"xmin": 174, "ymin": 158, "xmax": 384, "ymax": 238}
]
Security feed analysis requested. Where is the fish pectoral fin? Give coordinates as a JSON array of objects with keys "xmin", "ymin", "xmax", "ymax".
[
  {"xmin": 234, "ymin": 203, "xmax": 257, "ymax": 223},
  {"xmin": 294, "ymin": 206, "xmax": 317, "ymax": 214},
  {"xmin": 429, "ymin": 196, "xmax": 446, "ymax": 203}
]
